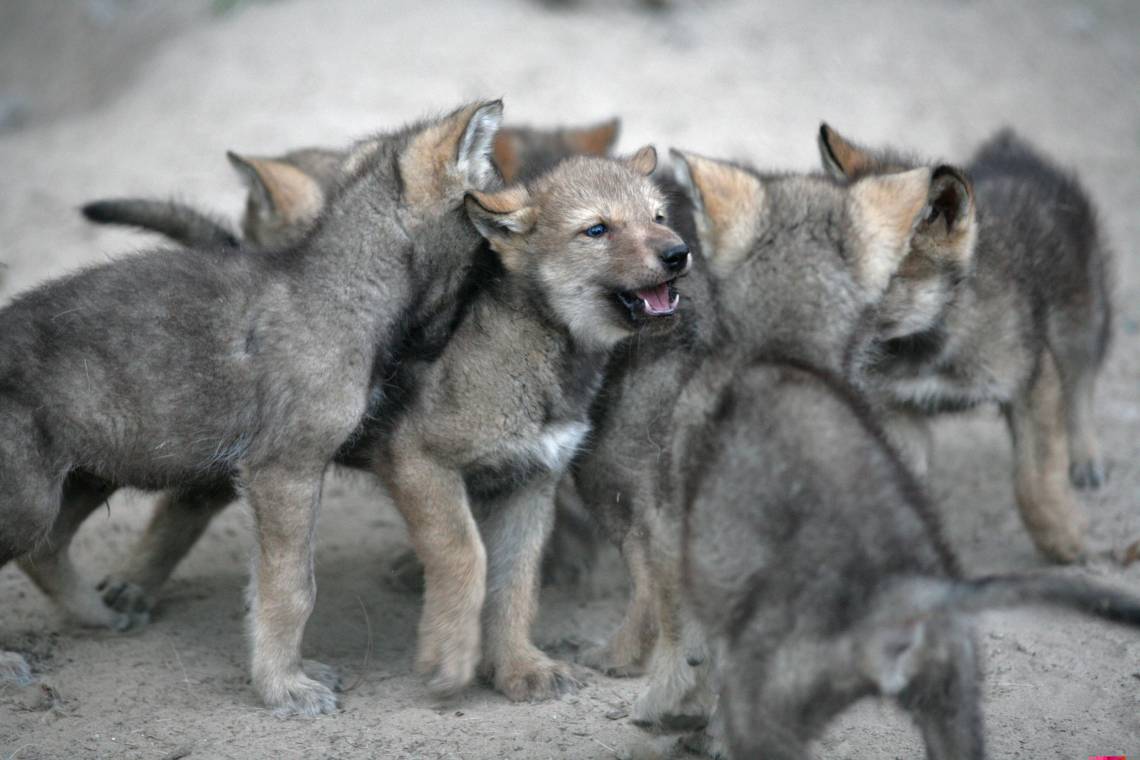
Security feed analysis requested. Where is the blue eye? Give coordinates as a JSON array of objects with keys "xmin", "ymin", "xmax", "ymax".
[{"xmin": 584, "ymin": 223, "xmax": 607, "ymax": 238}]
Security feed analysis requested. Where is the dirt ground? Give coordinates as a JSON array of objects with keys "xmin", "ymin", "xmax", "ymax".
[{"xmin": 1, "ymin": 1, "xmax": 1138, "ymax": 757}]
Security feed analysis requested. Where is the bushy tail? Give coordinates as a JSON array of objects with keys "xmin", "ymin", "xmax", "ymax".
[
  {"xmin": 948, "ymin": 572, "xmax": 1140, "ymax": 626},
  {"xmin": 81, "ymin": 198, "xmax": 240, "ymax": 249}
]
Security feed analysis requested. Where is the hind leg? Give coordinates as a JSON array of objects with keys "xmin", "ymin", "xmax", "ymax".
[
  {"xmin": 18, "ymin": 472, "xmax": 143, "ymax": 630},
  {"xmin": 478, "ymin": 475, "xmax": 582, "ymax": 701},
  {"xmin": 578, "ymin": 528, "xmax": 658, "ymax": 676},
  {"xmin": 1005, "ymin": 353, "xmax": 1086, "ymax": 563},
  {"xmin": 1051, "ymin": 346, "xmax": 1107, "ymax": 490},
  {"xmin": 100, "ymin": 483, "xmax": 236, "ymax": 615},
  {"xmin": 899, "ymin": 620, "xmax": 985, "ymax": 760},
  {"xmin": 244, "ymin": 466, "xmax": 339, "ymax": 717},
  {"xmin": 631, "ymin": 508, "xmax": 714, "ymax": 732}
]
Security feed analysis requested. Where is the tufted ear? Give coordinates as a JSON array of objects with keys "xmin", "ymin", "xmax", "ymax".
[
  {"xmin": 464, "ymin": 185, "xmax": 537, "ymax": 271},
  {"xmin": 670, "ymin": 149, "xmax": 764, "ymax": 271},
  {"xmin": 818, "ymin": 123, "xmax": 878, "ymax": 181},
  {"xmin": 399, "ymin": 100, "xmax": 505, "ymax": 208},
  {"xmin": 846, "ymin": 167, "xmax": 934, "ymax": 296},
  {"xmin": 563, "ymin": 117, "xmax": 621, "ymax": 157},
  {"xmin": 625, "ymin": 145, "xmax": 658, "ymax": 177},
  {"xmin": 913, "ymin": 165, "xmax": 976, "ymax": 266},
  {"xmin": 227, "ymin": 151, "xmax": 325, "ymax": 225}
]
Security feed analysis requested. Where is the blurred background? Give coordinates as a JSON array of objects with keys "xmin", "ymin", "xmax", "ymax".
[{"xmin": 1, "ymin": 1, "xmax": 1138, "ymax": 758}]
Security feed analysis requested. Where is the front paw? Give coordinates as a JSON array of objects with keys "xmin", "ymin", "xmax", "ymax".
[
  {"xmin": 258, "ymin": 664, "xmax": 340, "ymax": 718},
  {"xmin": 98, "ymin": 577, "xmax": 154, "ymax": 615},
  {"xmin": 1070, "ymin": 458, "xmax": 1107, "ymax": 490},
  {"xmin": 488, "ymin": 651, "xmax": 585, "ymax": 702},
  {"xmin": 578, "ymin": 640, "xmax": 647, "ymax": 677},
  {"xmin": 415, "ymin": 621, "xmax": 480, "ymax": 698}
]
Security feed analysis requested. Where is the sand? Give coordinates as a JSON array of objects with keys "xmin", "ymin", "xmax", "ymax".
[{"xmin": 1, "ymin": 1, "xmax": 1138, "ymax": 757}]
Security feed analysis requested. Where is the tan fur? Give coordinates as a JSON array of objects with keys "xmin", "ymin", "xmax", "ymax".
[
  {"xmin": 671, "ymin": 150, "xmax": 765, "ymax": 272},
  {"xmin": 381, "ymin": 445, "xmax": 487, "ymax": 694},
  {"xmin": 246, "ymin": 158, "xmax": 325, "ymax": 224},
  {"xmin": 400, "ymin": 102, "xmax": 493, "ymax": 212},
  {"xmin": 625, "ymin": 145, "xmax": 658, "ymax": 177},
  {"xmin": 847, "ymin": 168, "xmax": 932, "ymax": 297},
  {"xmin": 820, "ymin": 124, "xmax": 877, "ymax": 177},
  {"xmin": 1008, "ymin": 351, "xmax": 1087, "ymax": 562},
  {"xmin": 563, "ymin": 119, "xmax": 620, "ymax": 158},
  {"xmin": 491, "ymin": 133, "xmax": 523, "ymax": 185}
]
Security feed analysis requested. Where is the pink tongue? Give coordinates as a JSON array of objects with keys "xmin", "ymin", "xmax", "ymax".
[{"xmin": 635, "ymin": 283, "xmax": 675, "ymax": 315}]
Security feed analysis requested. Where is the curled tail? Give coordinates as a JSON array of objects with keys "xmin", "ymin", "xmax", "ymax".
[
  {"xmin": 948, "ymin": 572, "xmax": 1140, "ymax": 626},
  {"xmin": 81, "ymin": 198, "xmax": 240, "ymax": 249}
]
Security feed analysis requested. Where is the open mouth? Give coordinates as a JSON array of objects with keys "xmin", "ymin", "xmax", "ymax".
[{"xmin": 615, "ymin": 279, "xmax": 680, "ymax": 320}]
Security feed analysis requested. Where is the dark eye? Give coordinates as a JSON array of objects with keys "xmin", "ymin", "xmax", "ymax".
[
  {"xmin": 584, "ymin": 223, "xmax": 607, "ymax": 238},
  {"xmin": 654, "ymin": 212, "xmax": 666, "ymax": 223}
]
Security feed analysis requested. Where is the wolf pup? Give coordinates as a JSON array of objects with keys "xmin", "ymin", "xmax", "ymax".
[
  {"xmin": 680, "ymin": 356, "xmax": 1140, "ymax": 760},
  {"xmin": 819, "ymin": 125, "xmax": 1114, "ymax": 563},
  {"xmin": 81, "ymin": 118, "xmax": 621, "ymax": 251},
  {"xmin": 660, "ymin": 153, "xmax": 1138, "ymax": 758},
  {"xmin": 370, "ymin": 146, "xmax": 689, "ymax": 698},
  {"xmin": 0, "ymin": 100, "xmax": 506, "ymax": 715}
]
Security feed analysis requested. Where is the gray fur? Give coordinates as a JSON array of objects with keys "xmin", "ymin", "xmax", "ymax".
[
  {"xmin": 679, "ymin": 358, "xmax": 1140, "ymax": 759},
  {"xmin": 0, "ymin": 100, "xmax": 506, "ymax": 716},
  {"xmin": 829, "ymin": 126, "xmax": 1114, "ymax": 562}
]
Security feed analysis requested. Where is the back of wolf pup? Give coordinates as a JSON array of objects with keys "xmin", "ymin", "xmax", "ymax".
[
  {"xmin": 0, "ymin": 100, "xmax": 506, "ymax": 715},
  {"xmin": 820, "ymin": 124, "xmax": 1114, "ymax": 563},
  {"xmin": 80, "ymin": 118, "xmax": 621, "ymax": 251},
  {"xmin": 679, "ymin": 356, "xmax": 1140, "ymax": 760}
]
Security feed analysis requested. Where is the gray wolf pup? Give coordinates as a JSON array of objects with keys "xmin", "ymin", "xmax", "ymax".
[
  {"xmin": 819, "ymin": 124, "xmax": 1114, "ymax": 563},
  {"xmin": 680, "ymin": 356, "xmax": 1139, "ymax": 759},
  {"xmin": 0, "ymin": 100, "xmax": 505, "ymax": 715}
]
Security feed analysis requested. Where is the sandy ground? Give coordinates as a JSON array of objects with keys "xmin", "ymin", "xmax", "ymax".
[{"xmin": 1, "ymin": 1, "xmax": 1138, "ymax": 757}]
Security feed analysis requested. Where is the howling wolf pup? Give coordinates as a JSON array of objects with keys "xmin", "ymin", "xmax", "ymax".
[
  {"xmin": 0, "ymin": 100, "xmax": 506, "ymax": 715},
  {"xmin": 819, "ymin": 125, "xmax": 1114, "ymax": 563},
  {"xmin": 664, "ymin": 152, "xmax": 1138, "ymax": 759}
]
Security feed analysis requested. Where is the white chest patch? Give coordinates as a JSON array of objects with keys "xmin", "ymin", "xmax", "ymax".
[{"xmin": 521, "ymin": 422, "xmax": 590, "ymax": 473}]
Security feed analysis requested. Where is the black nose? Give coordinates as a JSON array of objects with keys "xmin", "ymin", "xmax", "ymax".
[{"xmin": 660, "ymin": 243, "xmax": 690, "ymax": 273}]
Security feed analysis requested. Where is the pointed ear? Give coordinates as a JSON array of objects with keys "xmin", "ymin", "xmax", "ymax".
[
  {"xmin": 227, "ymin": 151, "xmax": 325, "ymax": 224},
  {"xmin": 818, "ymin": 123, "xmax": 876, "ymax": 181},
  {"xmin": 914, "ymin": 165, "xmax": 976, "ymax": 267},
  {"xmin": 563, "ymin": 117, "xmax": 621, "ymax": 157},
  {"xmin": 860, "ymin": 620, "xmax": 927, "ymax": 696},
  {"xmin": 671, "ymin": 149, "xmax": 764, "ymax": 271},
  {"xmin": 400, "ymin": 99, "xmax": 504, "ymax": 207},
  {"xmin": 491, "ymin": 130, "xmax": 524, "ymax": 184},
  {"xmin": 464, "ymin": 185, "xmax": 536, "ymax": 270},
  {"xmin": 846, "ymin": 167, "xmax": 932, "ymax": 295},
  {"xmin": 626, "ymin": 145, "xmax": 657, "ymax": 177}
]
